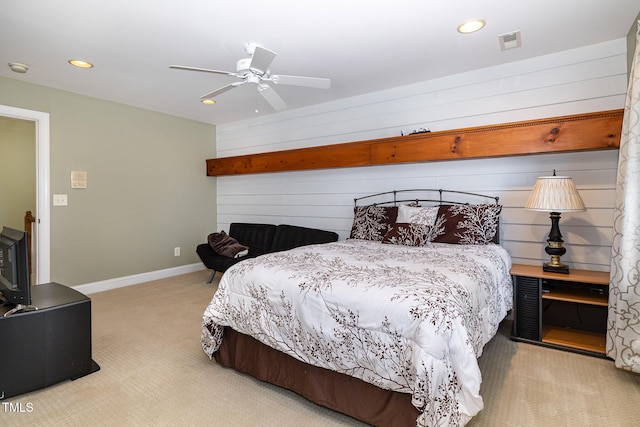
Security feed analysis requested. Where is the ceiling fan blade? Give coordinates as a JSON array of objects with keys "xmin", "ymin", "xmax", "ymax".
[
  {"xmin": 271, "ymin": 74, "xmax": 331, "ymax": 89},
  {"xmin": 258, "ymin": 84, "xmax": 286, "ymax": 111},
  {"xmin": 200, "ymin": 82, "xmax": 244, "ymax": 100},
  {"xmin": 170, "ymin": 65, "xmax": 236, "ymax": 77},
  {"xmin": 249, "ymin": 46, "xmax": 277, "ymax": 75}
]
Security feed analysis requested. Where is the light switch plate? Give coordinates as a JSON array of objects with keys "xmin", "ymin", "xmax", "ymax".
[{"xmin": 53, "ymin": 194, "xmax": 68, "ymax": 206}]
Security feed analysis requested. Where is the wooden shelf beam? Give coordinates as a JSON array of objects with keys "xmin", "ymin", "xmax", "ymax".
[{"xmin": 206, "ymin": 109, "xmax": 623, "ymax": 176}]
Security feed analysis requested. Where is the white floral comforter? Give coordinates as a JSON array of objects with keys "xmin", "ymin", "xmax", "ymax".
[{"xmin": 202, "ymin": 239, "xmax": 512, "ymax": 426}]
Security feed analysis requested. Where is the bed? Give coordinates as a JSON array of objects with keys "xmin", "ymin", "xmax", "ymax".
[{"xmin": 202, "ymin": 190, "xmax": 513, "ymax": 426}]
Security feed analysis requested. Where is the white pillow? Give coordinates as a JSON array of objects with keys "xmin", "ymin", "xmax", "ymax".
[{"xmin": 397, "ymin": 205, "xmax": 439, "ymax": 226}]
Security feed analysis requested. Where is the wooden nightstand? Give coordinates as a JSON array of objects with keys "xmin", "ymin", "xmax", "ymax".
[{"xmin": 510, "ymin": 264, "xmax": 610, "ymax": 358}]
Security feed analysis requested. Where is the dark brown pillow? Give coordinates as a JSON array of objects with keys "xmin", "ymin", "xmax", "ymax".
[
  {"xmin": 208, "ymin": 231, "xmax": 249, "ymax": 258},
  {"xmin": 349, "ymin": 205, "xmax": 398, "ymax": 241},
  {"xmin": 432, "ymin": 204, "xmax": 502, "ymax": 245}
]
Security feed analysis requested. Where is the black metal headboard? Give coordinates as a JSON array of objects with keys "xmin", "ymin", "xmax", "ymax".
[{"xmin": 354, "ymin": 189, "xmax": 500, "ymax": 207}]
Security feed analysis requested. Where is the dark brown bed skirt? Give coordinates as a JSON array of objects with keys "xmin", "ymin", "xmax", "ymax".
[{"xmin": 214, "ymin": 327, "xmax": 420, "ymax": 427}]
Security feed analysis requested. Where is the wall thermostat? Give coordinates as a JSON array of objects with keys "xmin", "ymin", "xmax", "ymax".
[{"xmin": 71, "ymin": 170, "xmax": 87, "ymax": 189}]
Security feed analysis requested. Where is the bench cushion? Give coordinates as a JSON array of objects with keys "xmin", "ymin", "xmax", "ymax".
[
  {"xmin": 228, "ymin": 223, "xmax": 277, "ymax": 257},
  {"xmin": 270, "ymin": 224, "xmax": 339, "ymax": 252}
]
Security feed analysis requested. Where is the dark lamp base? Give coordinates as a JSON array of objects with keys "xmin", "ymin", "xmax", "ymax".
[{"xmin": 543, "ymin": 262, "xmax": 569, "ymax": 274}]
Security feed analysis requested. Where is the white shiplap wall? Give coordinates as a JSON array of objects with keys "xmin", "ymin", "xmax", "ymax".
[{"xmin": 215, "ymin": 39, "xmax": 627, "ymax": 272}]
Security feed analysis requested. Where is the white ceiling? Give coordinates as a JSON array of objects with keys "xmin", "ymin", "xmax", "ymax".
[{"xmin": 1, "ymin": 1, "xmax": 638, "ymax": 125}]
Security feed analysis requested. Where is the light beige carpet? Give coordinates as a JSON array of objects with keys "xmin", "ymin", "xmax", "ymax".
[{"xmin": 3, "ymin": 270, "xmax": 639, "ymax": 426}]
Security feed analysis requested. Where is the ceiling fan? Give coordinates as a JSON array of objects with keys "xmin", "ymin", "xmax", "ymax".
[{"xmin": 170, "ymin": 43, "xmax": 331, "ymax": 111}]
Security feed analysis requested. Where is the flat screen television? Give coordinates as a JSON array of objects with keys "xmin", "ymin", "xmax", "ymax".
[{"xmin": 0, "ymin": 226, "xmax": 32, "ymax": 316}]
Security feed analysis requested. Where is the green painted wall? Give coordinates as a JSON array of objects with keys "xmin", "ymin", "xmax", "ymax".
[
  {"xmin": 0, "ymin": 76, "xmax": 217, "ymax": 286},
  {"xmin": 0, "ymin": 117, "xmax": 35, "ymax": 231}
]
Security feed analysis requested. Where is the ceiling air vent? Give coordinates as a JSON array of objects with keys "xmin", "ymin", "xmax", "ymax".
[{"xmin": 499, "ymin": 31, "xmax": 521, "ymax": 50}]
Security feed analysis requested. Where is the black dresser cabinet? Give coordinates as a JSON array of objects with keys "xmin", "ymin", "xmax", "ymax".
[{"xmin": 0, "ymin": 283, "xmax": 100, "ymax": 399}]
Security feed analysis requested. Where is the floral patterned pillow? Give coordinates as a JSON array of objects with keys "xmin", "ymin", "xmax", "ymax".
[
  {"xmin": 349, "ymin": 205, "xmax": 398, "ymax": 241},
  {"xmin": 396, "ymin": 205, "xmax": 439, "ymax": 226},
  {"xmin": 382, "ymin": 217, "xmax": 446, "ymax": 246},
  {"xmin": 432, "ymin": 204, "xmax": 502, "ymax": 245}
]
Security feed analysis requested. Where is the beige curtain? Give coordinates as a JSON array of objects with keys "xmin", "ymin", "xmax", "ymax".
[{"xmin": 607, "ymin": 22, "xmax": 640, "ymax": 373}]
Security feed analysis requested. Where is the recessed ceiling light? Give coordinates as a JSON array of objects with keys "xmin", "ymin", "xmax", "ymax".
[
  {"xmin": 201, "ymin": 99, "xmax": 216, "ymax": 105},
  {"xmin": 457, "ymin": 19, "xmax": 486, "ymax": 34},
  {"xmin": 68, "ymin": 59, "xmax": 94, "ymax": 68}
]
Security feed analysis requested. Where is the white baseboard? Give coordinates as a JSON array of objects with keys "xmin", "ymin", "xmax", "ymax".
[{"xmin": 73, "ymin": 263, "xmax": 206, "ymax": 295}]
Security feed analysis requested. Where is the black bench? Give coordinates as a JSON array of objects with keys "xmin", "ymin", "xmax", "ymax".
[{"xmin": 196, "ymin": 223, "xmax": 339, "ymax": 283}]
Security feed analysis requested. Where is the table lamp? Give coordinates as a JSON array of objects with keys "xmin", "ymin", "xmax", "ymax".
[{"xmin": 525, "ymin": 170, "xmax": 586, "ymax": 274}]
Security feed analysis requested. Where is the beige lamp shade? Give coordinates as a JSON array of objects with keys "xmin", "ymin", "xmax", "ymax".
[{"xmin": 525, "ymin": 175, "xmax": 586, "ymax": 212}]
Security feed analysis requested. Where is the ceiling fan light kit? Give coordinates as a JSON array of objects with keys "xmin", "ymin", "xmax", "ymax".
[
  {"xmin": 8, "ymin": 62, "xmax": 29, "ymax": 73},
  {"xmin": 170, "ymin": 43, "xmax": 331, "ymax": 111}
]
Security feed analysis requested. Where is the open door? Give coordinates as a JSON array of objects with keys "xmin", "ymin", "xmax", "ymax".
[{"xmin": 0, "ymin": 105, "xmax": 50, "ymax": 284}]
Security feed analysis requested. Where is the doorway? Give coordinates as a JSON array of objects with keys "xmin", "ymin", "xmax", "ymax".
[{"xmin": 0, "ymin": 105, "xmax": 50, "ymax": 284}]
